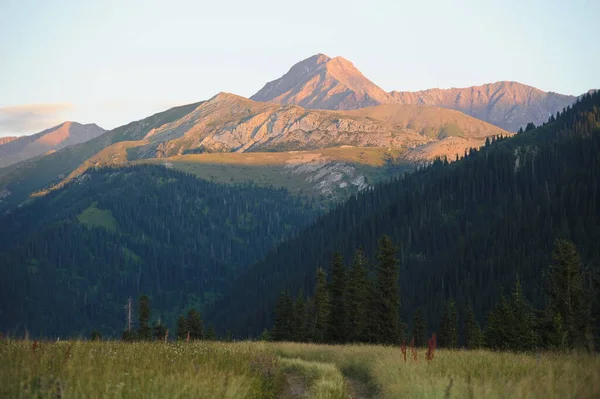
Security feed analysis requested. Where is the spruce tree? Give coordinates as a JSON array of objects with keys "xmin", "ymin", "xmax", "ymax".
[
  {"xmin": 439, "ymin": 300, "xmax": 458, "ymax": 348},
  {"xmin": 412, "ymin": 308, "xmax": 427, "ymax": 347},
  {"xmin": 291, "ymin": 290, "xmax": 307, "ymax": 342},
  {"xmin": 464, "ymin": 303, "xmax": 482, "ymax": 349},
  {"xmin": 545, "ymin": 239, "xmax": 592, "ymax": 349},
  {"xmin": 373, "ymin": 236, "xmax": 401, "ymax": 344},
  {"xmin": 312, "ymin": 268, "xmax": 330, "ymax": 343},
  {"xmin": 346, "ymin": 249, "xmax": 369, "ymax": 342},
  {"xmin": 272, "ymin": 291, "xmax": 293, "ymax": 341},
  {"xmin": 176, "ymin": 315, "xmax": 187, "ymax": 340},
  {"xmin": 327, "ymin": 252, "xmax": 347, "ymax": 343},
  {"xmin": 485, "ymin": 294, "xmax": 511, "ymax": 350},
  {"xmin": 137, "ymin": 295, "xmax": 152, "ymax": 340},
  {"xmin": 260, "ymin": 328, "xmax": 271, "ymax": 341},
  {"xmin": 186, "ymin": 308, "xmax": 204, "ymax": 340},
  {"xmin": 509, "ymin": 277, "xmax": 538, "ymax": 350}
]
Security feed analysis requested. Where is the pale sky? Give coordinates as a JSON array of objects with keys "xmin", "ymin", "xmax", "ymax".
[{"xmin": 1, "ymin": 0, "xmax": 597, "ymax": 137}]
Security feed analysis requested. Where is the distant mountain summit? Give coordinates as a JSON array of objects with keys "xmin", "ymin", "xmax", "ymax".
[
  {"xmin": 251, "ymin": 54, "xmax": 390, "ymax": 110},
  {"xmin": 0, "ymin": 122, "xmax": 105, "ymax": 167},
  {"xmin": 252, "ymin": 54, "xmax": 583, "ymax": 131},
  {"xmin": 389, "ymin": 81, "xmax": 577, "ymax": 132}
]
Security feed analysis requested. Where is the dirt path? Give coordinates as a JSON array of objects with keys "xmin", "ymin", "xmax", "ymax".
[
  {"xmin": 279, "ymin": 373, "xmax": 377, "ymax": 399},
  {"xmin": 279, "ymin": 372, "xmax": 308, "ymax": 398},
  {"xmin": 345, "ymin": 377, "xmax": 378, "ymax": 399}
]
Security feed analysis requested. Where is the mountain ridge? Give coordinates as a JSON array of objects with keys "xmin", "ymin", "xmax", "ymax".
[
  {"xmin": 251, "ymin": 54, "xmax": 586, "ymax": 132},
  {"xmin": 0, "ymin": 94, "xmax": 507, "ymax": 211},
  {"xmin": 0, "ymin": 121, "xmax": 106, "ymax": 168}
]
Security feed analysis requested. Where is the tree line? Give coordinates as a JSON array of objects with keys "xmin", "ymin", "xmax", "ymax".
[{"xmin": 270, "ymin": 237, "xmax": 596, "ymax": 351}]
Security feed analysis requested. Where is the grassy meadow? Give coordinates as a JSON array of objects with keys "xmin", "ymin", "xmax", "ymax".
[{"xmin": 2, "ymin": 339, "xmax": 598, "ymax": 399}]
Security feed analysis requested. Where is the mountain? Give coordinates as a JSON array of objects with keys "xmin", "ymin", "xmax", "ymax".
[
  {"xmin": 0, "ymin": 122, "xmax": 106, "ymax": 168},
  {"xmin": 128, "ymin": 92, "xmax": 506, "ymax": 159},
  {"xmin": 0, "ymin": 103, "xmax": 201, "ymax": 211},
  {"xmin": 389, "ymin": 81, "xmax": 577, "ymax": 132},
  {"xmin": 207, "ymin": 91, "xmax": 600, "ymax": 337},
  {"xmin": 0, "ymin": 94, "xmax": 507, "ymax": 210},
  {"xmin": 251, "ymin": 54, "xmax": 390, "ymax": 110},
  {"xmin": 0, "ymin": 137, "xmax": 18, "ymax": 146},
  {"xmin": 0, "ymin": 164, "xmax": 319, "ymax": 337},
  {"xmin": 251, "ymin": 54, "xmax": 582, "ymax": 132}
]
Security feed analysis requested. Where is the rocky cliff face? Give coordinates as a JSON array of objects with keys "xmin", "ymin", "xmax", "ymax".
[
  {"xmin": 130, "ymin": 92, "xmax": 507, "ymax": 159},
  {"xmin": 251, "ymin": 54, "xmax": 581, "ymax": 132},
  {"xmin": 0, "ymin": 122, "xmax": 106, "ymax": 167}
]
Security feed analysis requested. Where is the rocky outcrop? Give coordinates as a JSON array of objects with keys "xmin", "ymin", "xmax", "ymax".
[{"xmin": 130, "ymin": 93, "xmax": 507, "ymax": 159}]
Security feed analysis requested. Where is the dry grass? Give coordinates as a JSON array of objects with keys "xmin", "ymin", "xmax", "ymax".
[
  {"xmin": 272, "ymin": 342, "xmax": 600, "ymax": 399},
  {"xmin": 4, "ymin": 339, "xmax": 596, "ymax": 398},
  {"xmin": 0, "ymin": 339, "xmax": 283, "ymax": 399}
]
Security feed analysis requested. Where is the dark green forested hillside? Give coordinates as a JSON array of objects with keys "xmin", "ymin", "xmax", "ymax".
[
  {"xmin": 208, "ymin": 91, "xmax": 600, "ymax": 338},
  {"xmin": 0, "ymin": 165, "xmax": 318, "ymax": 337}
]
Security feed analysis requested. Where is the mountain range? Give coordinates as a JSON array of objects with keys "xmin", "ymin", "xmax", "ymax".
[
  {"xmin": 0, "ymin": 122, "xmax": 105, "ymax": 168},
  {"xmin": 0, "ymin": 92, "xmax": 507, "ymax": 210},
  {"xmin": 252, "ymin": 54, "xmax": 581, "ymax": 132},
  {"xmin": 0, "ymin": 53, "xmax": 591, "ymax": 212}
]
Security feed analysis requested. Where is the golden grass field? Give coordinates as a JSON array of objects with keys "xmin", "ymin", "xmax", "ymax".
[{"xmin": 2, "ymin": 339, "xmax": 598, "ymax": 399}]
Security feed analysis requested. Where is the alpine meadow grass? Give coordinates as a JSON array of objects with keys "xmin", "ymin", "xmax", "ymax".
[{"xmin": 1, "ymin": 338, "xmax": 598, "ymax": 398}]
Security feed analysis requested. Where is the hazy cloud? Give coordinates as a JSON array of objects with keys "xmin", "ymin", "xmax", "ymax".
[{"xmin": 0, "ymin": 103, "xmax": 74, "ymax": 137}]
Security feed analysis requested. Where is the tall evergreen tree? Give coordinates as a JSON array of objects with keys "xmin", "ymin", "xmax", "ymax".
[
  {"xmin": 176, "ymin": 315, "xmax": 187, "ymax": 340},
  {"xmin": 137, "ymin": 295, "xmax": 152, "ymax": 340},
  {"xmin": 464, "ymin": 303, "xmax": 482, "ymax": 349},
  {"xmin": 346, "ymin": 249, "xmax": 369, "ymax": 343},
  {"xmin": 439, "ymin": 300, "xmax": 458, "ymax": 348},
  {"xmin": 412, "ymin": 308, "xmax": 427, "ymax": 347},
  {"xmin": 312, "ymin": 268, "xmax": 330, "ymax": 343},
  {"xmin": 373, "ymin": 236, "xmax": 401, "ymax": 345},
  {"xmin": 327, "ymin": 253, "xmax": 347, "ymax": 343},
  {"xmin": 291, "ymin": 290, "xmax": 307, "ymax": 342},
  {"xmin": 272, "ymin": 291, "xmax": 293, "ymax": 341},
  {"xmin": 545, "ymin": 239, "xmax": 592, "ymax": 349},
  {"xmin": 186, "ymin": 308, "xmax": 204, "ymax": 340},
  {"xmin": 509, "ymin": 277, "xmax": 538, "ymax": 350},
  {"xmin": 485, "ymin": 294, "xmax": 511, "ymax": 350}
]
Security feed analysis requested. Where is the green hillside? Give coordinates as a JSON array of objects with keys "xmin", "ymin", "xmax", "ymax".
[
  {"xmin": 0, "ymin": 165, "xmax": 318, "ymax": 337},
  {"xmin": 207, "ymin": 92, "xmax": 600, "ymax": 338}
]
